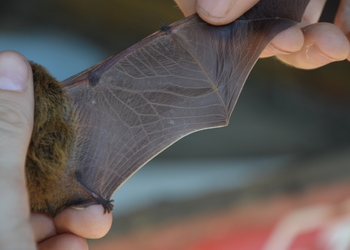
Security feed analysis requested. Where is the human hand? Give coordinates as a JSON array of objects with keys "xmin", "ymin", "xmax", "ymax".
[
  {"xmin": 174, "ymin": 0, "xmax": 350, "ymax": 69},
  {"xmin": 31, "ymin": 205, "xmax": 112, "ymax": 249},
  {"xmin": 0, "ymin": 51, "xmax": 112, "ymax": 250}
]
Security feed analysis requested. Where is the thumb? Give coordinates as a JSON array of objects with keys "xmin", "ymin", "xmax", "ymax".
[
  {"xmin": 0, "ymin": 51, "xmax": 35, "ymax": 249},
  {"xmin": 196, "ymin": 0, "xmax": 259, "ymax": 25}
]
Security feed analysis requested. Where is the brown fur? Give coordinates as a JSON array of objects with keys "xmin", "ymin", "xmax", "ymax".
[
  {"xmin": 26, "ymin": 63, "xmax": 86, "ymax": 216},
  {"xmin": 26, "ymin": 63, "xmax": 111, "ymax": 216}
]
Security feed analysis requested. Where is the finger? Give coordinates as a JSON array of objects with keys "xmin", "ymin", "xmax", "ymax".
[
  {"xmin": 0, "ymin": 51, "xmax": 35, "ymax": 249},
  {"xmin": 276, "ymin": 23, "xmax": 350, "ymax": 69},
  {"xmin": 196, "ymin": 0, "xmax": 259, "ymax": 25},
  {"xmin": 334, "ymin": 0, "xmax": 350, "ymax": 61},
  {"xmin": 30, "ymin": 213, "xmax": 56, "ymax": 243},
  {"xmin": 260, "ymin": 26, "xmax": 304, "ymax": 58},
  {"xmin": 37, "ymin": 234, "xmax": 88, "ymax": 250},
  {"xmin": 302, "ymin": 0, "xmax": 327, "ymax": 25},
  {"xmin": 54, "ymin": 205, "xmax": 112, "ymax": 239},
  {"xmin": 0, "ymin": 51, "xmax": 34, "ymax": 161},
  {"xmin": 174, "ymin": 0, "xmax": 197, "ymax": 16},
  {"xmin": 261, "ymin": 0, "xmax": 327, "ymax": 58}
]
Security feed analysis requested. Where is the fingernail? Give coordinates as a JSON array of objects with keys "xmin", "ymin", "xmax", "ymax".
[
  {"xmin": 198, "ymin": 0, "xmax": 234, "ymax": 18},
  {"xmin": 70, "ymin": 206, "xmax": 86, "ymax": 211},
  {"xmin": 0, "ymin": 52, "xmax": 28, "ymax": 92},
  {"xmin": 306, "ymin": 44, "xmax": 336, "ymax": 64}
]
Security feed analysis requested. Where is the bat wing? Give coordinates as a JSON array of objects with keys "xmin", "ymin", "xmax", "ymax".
[{"xmin": 62, "ymin": 0, "xmax": 310, "ymax": 207}]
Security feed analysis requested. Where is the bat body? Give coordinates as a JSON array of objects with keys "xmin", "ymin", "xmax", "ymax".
[{"xmin": 26, "ymin": 0, "xmax": 310, "ymax": 217}]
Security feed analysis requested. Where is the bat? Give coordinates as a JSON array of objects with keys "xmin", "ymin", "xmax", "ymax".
[{"xmin": 26, "ymin": 0, "xmax": 310, "ymax": 217}]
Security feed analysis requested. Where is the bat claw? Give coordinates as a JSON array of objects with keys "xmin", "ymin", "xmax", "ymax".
[{"xmin": 102, "ymin": 199, "xmax": 114, "ymax": 213}]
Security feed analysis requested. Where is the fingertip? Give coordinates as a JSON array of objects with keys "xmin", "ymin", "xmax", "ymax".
[
  {"xmin": 197, "ymin": 0, "xmax": 259, "ymax": 25},
  {"xmin": 0, "ymin": 51, "xmax": 31, "ymax": 92},
  {"xmin": 261, "ymin": 26, "xmax": 304, "ymax": 58},
  {"xmin": 304, "ymin": 23, "xmax": 350, "ymax": 61},
  {"xmin": 334, "ymin": 0, "xmax": 350, "ymax": 53},
  {"xmin": 301, "ymin": 0, "xmax": 327, "ymax": 25},
  {"xmin": 54, "ymin": 205, "xmax": 113, "ymax": 239},
  {"xmin": 277, "ymin": 23, "xmax": 350, "ymax": 69}
]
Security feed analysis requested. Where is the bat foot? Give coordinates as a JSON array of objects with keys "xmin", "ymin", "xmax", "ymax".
[
  {"xmin": 75, "ymin": 171, "xmax": 115, "ymax": 213},
  {"xmin": 101, "ymin": 199, "xmax": 114, "ymax": 213}
]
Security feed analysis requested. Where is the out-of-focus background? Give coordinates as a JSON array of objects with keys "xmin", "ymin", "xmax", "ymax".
[{"xmin": 1, "ymin": 0, "xmax": 350, "ymax": 249}]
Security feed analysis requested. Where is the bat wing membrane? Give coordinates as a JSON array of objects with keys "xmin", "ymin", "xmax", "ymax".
[{"xmin": 63, "ymin": 0, "xmax": 310, "ymax": 203}]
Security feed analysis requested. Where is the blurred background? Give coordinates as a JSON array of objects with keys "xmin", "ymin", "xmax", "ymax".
[{"xmin": 1, "ymin": 0, "xmax": 350, "ymax": 249}]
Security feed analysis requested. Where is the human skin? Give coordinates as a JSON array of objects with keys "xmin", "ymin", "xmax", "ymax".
[
  {"xmin": 0, "ymin": 51, "xmax": 112, "ymax": 250},
  {"xmin": 1, "ymin": 1, "xmax": 349, "ymax": 248},
  {"xmin": 174, "ymin": 0, "xmax": 350, "ymax": 69}
]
